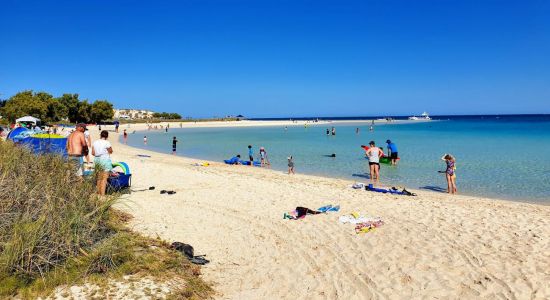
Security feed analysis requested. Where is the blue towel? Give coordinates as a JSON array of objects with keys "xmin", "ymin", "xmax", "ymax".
[{"xmin": 317, "ymin": 205, "xmax": 333, "ymax": 212}]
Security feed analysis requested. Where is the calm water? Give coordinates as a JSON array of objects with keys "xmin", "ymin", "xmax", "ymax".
[{"xmin": 124, "ymin": 115, "xmax": 550, "ymax": 203}]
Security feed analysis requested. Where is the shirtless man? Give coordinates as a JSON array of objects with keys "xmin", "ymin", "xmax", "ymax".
[{"xmin": 67, "ymin": 123, "xmax": 88, "ymax": 176}]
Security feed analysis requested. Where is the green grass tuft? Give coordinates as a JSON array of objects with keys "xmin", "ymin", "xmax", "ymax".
[{"xmin": 0, "ymin": 140, "xmax": 212, "ymax": 299}]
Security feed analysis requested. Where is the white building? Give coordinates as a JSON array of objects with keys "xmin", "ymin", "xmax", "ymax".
[{"xmin": 113, "ymin": 109, "xmax": 155, "ymax": 120}]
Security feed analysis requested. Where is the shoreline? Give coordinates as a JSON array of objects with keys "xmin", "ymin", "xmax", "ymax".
[
  {"xmin": 117, "ymin": 120, "xmax": 546, "ymax": 205},
  {"xmin": 89, "ymin": 122, "xmax": 549, "ymax": 299}
]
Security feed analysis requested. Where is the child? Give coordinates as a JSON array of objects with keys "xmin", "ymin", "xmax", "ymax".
[
  {"xmin": 259, "ymin": 147, "xmax": 267, "ymax": 167},
  {"xmin": 442, "ymin": 154, "xmax": 457, "ymax": 194},
  {"xmin": 287, "ymin": 156, "xmax": 295, "ymax": 174},
  {"xmin": 143, "ymin": 136, "xmax": 148, "ymax": 145}
]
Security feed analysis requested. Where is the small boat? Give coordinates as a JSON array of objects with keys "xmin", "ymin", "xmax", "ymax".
[{"xmin": 408, "ymin": 112, "xmax": 431, "ymax": 121}]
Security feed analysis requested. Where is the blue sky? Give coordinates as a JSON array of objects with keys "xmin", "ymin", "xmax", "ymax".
[{"xmin": 1, "ymin": 0, "xmax": 549, "ymax": 117}]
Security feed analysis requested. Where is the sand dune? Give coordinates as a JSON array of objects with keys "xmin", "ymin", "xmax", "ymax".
[{"xmin": 95, "ymin": 122, "xmax": 549, "ymax": 299}]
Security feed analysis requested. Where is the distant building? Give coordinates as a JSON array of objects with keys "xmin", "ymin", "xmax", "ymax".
[{"xmin": 113, "ymin": 109, "xmax": 155, "ymax": 120}]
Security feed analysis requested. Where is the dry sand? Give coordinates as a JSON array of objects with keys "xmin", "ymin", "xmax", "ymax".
[{"xmin": 91, "ymin": 121, "xmax": 549, "ymax": 299}]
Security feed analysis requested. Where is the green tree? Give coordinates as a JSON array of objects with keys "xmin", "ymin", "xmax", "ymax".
[
  {"xmin": 77, "ymin": 100, "xmax": 92, "ymax": 123},
  {"xmin": 1, "ymin": 91, "xmax": 48, "ymax": 122},
  {"xmin": 46, "ymin": 98, "xmax": 69, "ymax": 123},
  {"xmin": 59, "ymin": 93, "xmax": 80, "ymax": 123},
  {"xmin": 91, "ymin": 100, "xmax": 114, "ymax": 123},
  {"xmin": 35, "ymin": 92, "xmax": 53, "ymax": 103}
]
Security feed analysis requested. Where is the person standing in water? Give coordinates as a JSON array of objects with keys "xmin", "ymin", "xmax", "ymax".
[
  {"xmin": 386, "ymin": 139, "xmax": 399, "ymax": 165},
  {"xmin": 172, "ymin": 136, "xmax": 178, "ymax": 155},
  {"xmin": 248, "ymin": 145, "xmax": 254, "ymax": 166},
  {"xmin": 287, "ymin": 156, "xmax": 295, "ymax": 174},
  {"xmin": 143, "ymin": 136, "xmax": 148, "ymax": 145},
  {"xmin": 366, "ymin": 141, "xmax": 383, "ymax": 183},
  {"xmin": 331, "ymin": 127, "xmax": 336, "ymax": 135},
  {"xmin": 356, "ymin": 127, "xmax": 359, "ymax": 134},
  {"xmin": 326, "ymin": 128, "xmax": 330, "ymax": 135},
  {"xmin": 259, "ymin": 147, "xmax": 270, "ymax": 167},
  {"xmin": 123, "ymin": 129, "xmax": 128, "ymax": 144},
  {"xmin": 442, "ymin": 154, "xmax": 457, "ymax": 194}
]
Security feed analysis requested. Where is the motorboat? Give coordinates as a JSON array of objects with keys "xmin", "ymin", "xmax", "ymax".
[{"xmin": 408, "ymin": 112, "xmax": 431, "ymax": 120}]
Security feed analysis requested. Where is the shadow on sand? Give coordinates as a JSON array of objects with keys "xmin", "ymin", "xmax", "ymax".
[{"xmin": 419, "ymin": 186, "xmax": 447, "ymax": 193}]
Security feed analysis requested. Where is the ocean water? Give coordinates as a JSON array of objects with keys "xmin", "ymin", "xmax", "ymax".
[{"xmin": 124, "ymin": 115, "xmax": 550, "ymax": 203}]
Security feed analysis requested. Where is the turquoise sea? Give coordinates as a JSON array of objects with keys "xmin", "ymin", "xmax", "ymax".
[{"xmin": 124, "ymin": 115, "xmax": 550, "ymax": 203}]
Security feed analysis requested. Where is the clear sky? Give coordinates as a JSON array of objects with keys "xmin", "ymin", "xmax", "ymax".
[{"xmin": 1, "ymin": 0, "xmax": 549, "ymax": 118}]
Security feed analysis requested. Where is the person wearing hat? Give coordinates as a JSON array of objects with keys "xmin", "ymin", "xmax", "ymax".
[
  {"xmin": 66, "ymin": 123, "xmax": 88, "ymax": 176},
  {"xmin": 386, "ymin": 139, "xmax": 399, "ymax": 165}
]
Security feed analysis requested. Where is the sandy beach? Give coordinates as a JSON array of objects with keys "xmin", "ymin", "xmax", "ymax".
[{"xmin": 94, "ymin": 121, "xmax": 549, "ymax": 299}]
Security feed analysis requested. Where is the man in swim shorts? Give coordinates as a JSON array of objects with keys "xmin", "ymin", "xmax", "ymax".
[
  {"xmin": 66, "ymin": 123, "xmax": 87, "ymax": 176},
  {"xmin": 386, "ymin": 139, "xmax": 399, "ymax": 165}
]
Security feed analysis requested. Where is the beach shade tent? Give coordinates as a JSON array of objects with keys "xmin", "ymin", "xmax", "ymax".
[
  {"xmin": 6, "ymin": 127, "xmax": 30, "ymax": 141},
  {"xmin": 15, "ymin": 116, "xmax": 41, "ymax": 125},
  {"xmin": 18, "ymin": 134, "xmax": 68, "ymax": 157}
]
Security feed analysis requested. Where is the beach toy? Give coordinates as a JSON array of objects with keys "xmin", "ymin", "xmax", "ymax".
[{"xmin": 112, "ymin": 162, "xmax": 130, "ymax": 175}]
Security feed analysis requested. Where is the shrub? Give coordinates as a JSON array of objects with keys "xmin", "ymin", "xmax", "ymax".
[{"xmin": 0, "ymin": 141, "xmax": 116, "ymax": 283}]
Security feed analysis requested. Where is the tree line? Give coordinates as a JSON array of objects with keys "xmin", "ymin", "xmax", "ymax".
[
  {"xmin": 0, "ymin": 91, "xmax": 114, "ymax": 124},
  {"xmin": 152, "ymin": 112, "xmax": 182, "ymax": 119}
]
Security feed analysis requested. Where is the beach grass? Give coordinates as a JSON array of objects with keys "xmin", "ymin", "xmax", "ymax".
[{"xmin": 0, "ymin": 140, "xmax": 212, "ymax": 299}]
